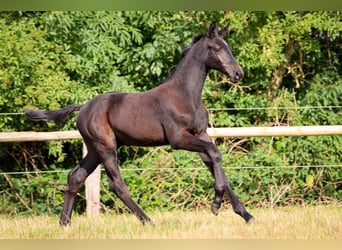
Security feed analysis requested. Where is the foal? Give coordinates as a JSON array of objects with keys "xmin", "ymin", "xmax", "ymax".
[{"xmin": 26, "ymin": 22, "xmax": 254, "ymax": 226}]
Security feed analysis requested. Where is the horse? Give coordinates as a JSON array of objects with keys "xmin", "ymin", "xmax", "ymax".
[{"xmin": 25, "ymin": 22, "xmax": 254, "ymax": 226}]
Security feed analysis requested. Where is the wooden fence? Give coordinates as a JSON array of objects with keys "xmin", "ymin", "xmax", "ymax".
[
  {"xmin": 2, "ymin": 125, "xmax": 342, "ymax": 142},
  {"xmin": 1, "ymin": 125, "xmax": 342, "ymax": 216}
]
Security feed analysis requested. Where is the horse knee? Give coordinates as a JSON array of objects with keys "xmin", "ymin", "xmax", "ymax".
[
  {"xmin": 214, "ymin": 183, "xmax": 225, "ymax": 193},
  {"xmin": 207, "ymin": 145, "xmax": 222, "ymax": 163}
]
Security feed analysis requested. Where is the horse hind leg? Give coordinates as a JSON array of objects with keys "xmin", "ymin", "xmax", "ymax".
[
  {"xmin": 59, "ymin": 151, "xmax": 101, "ymax": 226},
  {"xmin": 98, "ymin": 146, "xmax": 153, "ymax": 225}
]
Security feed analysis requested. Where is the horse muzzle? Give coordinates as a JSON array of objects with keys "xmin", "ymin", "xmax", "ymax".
[
  {"xmin": 223, "ymin": 63, "xmax": 244, "ymax": 83},
  {"xmin": 230, "ymin": 69, "xmax": 244, "ymax": 83}
]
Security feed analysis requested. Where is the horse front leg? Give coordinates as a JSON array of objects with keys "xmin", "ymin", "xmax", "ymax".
[
  {"xmin": 199, "ymin": 152, "xmax": 224, "ymax": 215},
  {"xmin": 197, "ymin": 133, "xmax": 254, "ymax": 223}
]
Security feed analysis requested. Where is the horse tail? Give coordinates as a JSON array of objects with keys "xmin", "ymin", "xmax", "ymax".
[{"xmin": 25, "ymin": 104, "xmax": 83, "ymax": 125}]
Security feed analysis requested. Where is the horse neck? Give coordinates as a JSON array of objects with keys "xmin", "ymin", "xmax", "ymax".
[{"xmin": 171, "ymin": 44, "xmax": 208, "ymax": 108}]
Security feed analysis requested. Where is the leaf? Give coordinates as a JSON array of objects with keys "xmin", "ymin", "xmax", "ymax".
[{"xmin": 305, "ymin": 175, "xmax": 314, "ymax": 188}]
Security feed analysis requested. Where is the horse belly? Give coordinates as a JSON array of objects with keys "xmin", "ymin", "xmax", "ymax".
[{"xmin": 113, "ymin": 118, "xmax": 166, "ymax": 147}]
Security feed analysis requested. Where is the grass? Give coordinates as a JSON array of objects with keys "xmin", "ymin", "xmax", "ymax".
[{"xmin": 0, "ymin": 205, "xmax": 341, "ymax": 239}]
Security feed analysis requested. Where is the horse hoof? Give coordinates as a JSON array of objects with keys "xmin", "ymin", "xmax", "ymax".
[
  {"xmin": 211, "ymin": 204, "xmax": 220, "ymax": 216},
  {"xmin": 246, "ymin": 216, "xmax": 256, "ymax": 224},
  {"xmin": 141, "ymin": 217, "xmax": 155, "ymax": 226},
  {"xmin": 146, "ymin": 220, "xmax": 156, "ymax": 226},
  {"xmin": 59, "ymin": 220, "xmax": 71, "ymax": 227}
]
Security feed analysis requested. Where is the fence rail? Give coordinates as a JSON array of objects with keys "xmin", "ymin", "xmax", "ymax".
[
  {"xmin": 1, "ymin": 125, "xmax": 342, "ymax": 142},
  {"xmin": 1, "ymin": 125, "xmax": 342, "ymax": 217}
]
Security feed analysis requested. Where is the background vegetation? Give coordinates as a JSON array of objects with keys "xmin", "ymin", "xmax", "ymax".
[{"xmin": 0, "ymin": 11, "xmax": 341, "ymax": 215}]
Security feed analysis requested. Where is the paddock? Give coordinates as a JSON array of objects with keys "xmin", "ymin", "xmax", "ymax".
[
  {"xmin": 0, "ymin": 205, "xmax": 341, "ymax": 239},
  {"xmin": 1, "ymin": 125, "xmax": 341, "ymax": 218}
]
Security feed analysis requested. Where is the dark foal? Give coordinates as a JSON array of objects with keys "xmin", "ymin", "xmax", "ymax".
[{"xmin": 25, "ymin": 22, "xmax": 254, "ymax": 226}]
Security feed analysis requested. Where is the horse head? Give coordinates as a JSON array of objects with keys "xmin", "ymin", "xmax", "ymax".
[{"xmin": 205, "ymin": 22, "xmax": 244, "ymax": 83}]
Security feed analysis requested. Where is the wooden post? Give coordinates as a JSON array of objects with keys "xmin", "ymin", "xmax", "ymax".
[{"xmin": 83, "ymin": 143, "xmax": 101, "ymax": 217}]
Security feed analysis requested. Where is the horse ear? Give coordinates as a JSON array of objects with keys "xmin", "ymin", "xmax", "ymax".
[
  {"xmin": 219, "ymin": 23, "xmax": 229, "ymax": 37},
  {"xmin": 207, "ymin": 21, "xmax": 218, "ymax": 38}
]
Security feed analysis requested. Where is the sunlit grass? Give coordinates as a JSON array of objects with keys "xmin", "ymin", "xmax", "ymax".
[{"xmin": 0, "ymin": 205, "xmax": 341, "ymax": 239}]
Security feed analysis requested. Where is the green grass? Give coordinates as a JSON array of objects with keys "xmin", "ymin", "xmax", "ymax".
[{"xmin": 0, "ymin": 205, "xmax": 341, "ymax": 239}]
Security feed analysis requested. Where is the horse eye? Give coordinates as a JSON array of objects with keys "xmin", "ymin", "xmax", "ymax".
[{"xmin": 214, "ymin": 47, "xmax": 221, "ymax": 52}]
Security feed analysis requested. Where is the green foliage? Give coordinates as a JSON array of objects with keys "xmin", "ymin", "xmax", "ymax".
[
  {"xmin": 0, "ymin": 11, "xmax": 341, "ymax": 215},
  {"xmin": 0, "ymin": 170, "xmax": 66, "ymax": 215}
]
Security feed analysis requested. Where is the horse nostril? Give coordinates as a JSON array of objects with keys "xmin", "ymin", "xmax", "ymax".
[{"xmin": 234, "ymin": 71, "xmax": 241, "ymax": 80}]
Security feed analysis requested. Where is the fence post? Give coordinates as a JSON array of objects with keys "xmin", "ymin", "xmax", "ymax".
[{"xmin": 83, "ymin": 143, "xmax": 101, "ymax": 217}]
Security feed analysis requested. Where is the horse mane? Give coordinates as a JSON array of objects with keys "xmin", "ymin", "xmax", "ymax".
[{"xmin": 156, "ymin": 33, "xmax": 206, "ymax": 85}]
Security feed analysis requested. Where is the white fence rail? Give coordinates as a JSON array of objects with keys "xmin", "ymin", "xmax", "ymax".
[{"xmin": 1, "ymin": 125, "xmax": 342, "ymax": 142}]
